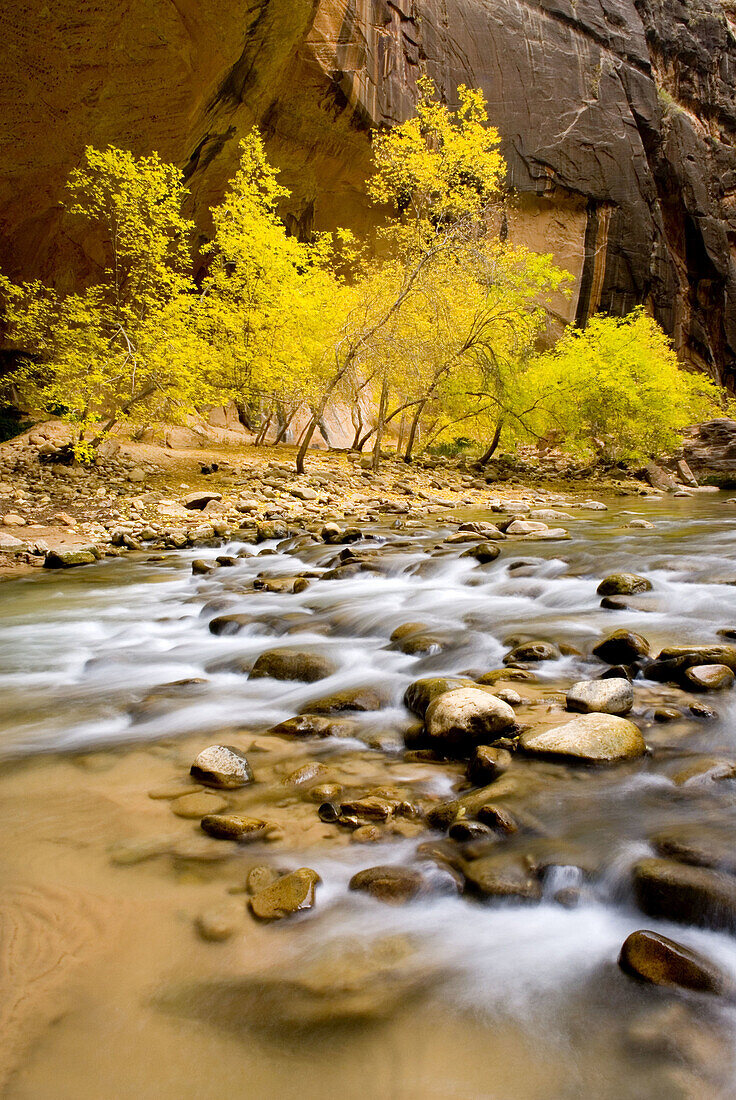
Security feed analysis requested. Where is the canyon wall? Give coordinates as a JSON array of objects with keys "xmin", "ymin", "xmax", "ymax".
[{"xmin": 2, "ymin": 0, "xmax": 736, "ymax": 380}]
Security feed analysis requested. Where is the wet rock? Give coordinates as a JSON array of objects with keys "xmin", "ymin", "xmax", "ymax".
[
  {"xmin": 654, "ymin": 705, "xmax": 683, "ymax": 722},
  {"xmin": 190, "ymin": 744, "xmax": 254, "ymax": 789},
  {"xmin": 651, "ymin": 825, "xmax": 736, "ymax": 875},
  {"xmin": 467, "ymin": 744, "xmax": 513, "ymax": 785},
  {"xmin": 476, "ymin": 804, "xmax": 519, "ymax": 834},
  {"xmin": 462, "ymin": 852, "xmax": 541, "ymax": 900},
  {"xmin": 171, "ymin": 791, "xmax": 229, "ymax": 818},
  {"xmin": 351, "ymin": 824, "xmax": 383, "ymax": 843},
  {"xmin": 339, "ymin": 796, "xmax": 396, "ymax": 822},
  {"xmin": 689, "ymin": 701, "xmax": 718, "ymax": 719},
  {"xmin": 633, "ymin": 857, "xmax": 736, "ymax": 932},
  {"xmin": 208, "ymin": 613, "xmax": 253, "ymax": 636},
  {"xmin": 147, "ymin": 782, "xmax": 204, "ymax": 800},
  {"xmin": 306, "ymin": 783, "xmax": 343, "ymax": 803},
  {"xmin": 307, "ymin": 685, "xmax": 390, "ymax": 713},
  {"xmin": 109, "ymin": 835, "xmax": 175, "ymax": 865},
  {"xmin": 503, "ymin": 641, "xmax": 560, "ymax": 664},
  {"xmin": 389, "ymin": 622, "xmax": 454, "ymax": 655},
  {"xmin": 246, "ymin": 865, "xmax": 281, "ymax": 894},
  {"xmin": 403, "ymin": 676, "xmax": 475, "ymax": 717},
  {"xmin": 656, "ymin": 644, "xmax": 736, "ymax": 672},
  {"xmin": 506, "ymin": 519, "xmax": 549, "ymax": 535},
  {"xmin": 249, "ymin": 868, "xmax": 320, "ymax": 920},
  {"xmin": 191, "ymin": 558, "xmax": 215, "ymax": 574},
  {"xmin": 619, "ymin": 930, "xmax": 734, "ymax": 996},
  {"xmin": 597, "ymin": 573, "xmax": 653, "ymax": 596},
  {"xmin": 283, "ymin": 762, "xmax": 330, "ymax": 789},
  {"xmin": 670, "ymin": 756, "xmax": 736, "ymax": 786},
  {"xmin": 566, "ymin": 677, "xmax": 634, "ymax": 715},
  {"xmin": 460, "ymin": 542, "xmax": 501, "ymax": 563},
  {"xmin": 448, "ymin": 820, "xmax": 493, "ymax": 841},
  {"xmin": 268, "ymin": 714, "xmax": 353, "ymax": 739},
  {"xmin": 494, "ymin": 687, "xmax": 522, "ymax": 706},
  {"xmin": 44, "ymin": 548, "xmax": 96, "ymax": 568},
  {"xmin": 592, "ymin": 630, "xmax": 650, "ymax": 664},
  {"xmin": 683, "ymin": 664, "xmax": 735, "ymax": 691},
  {"xmin": 349, "ymin": 865, "xmax": 424, "ymax": 903},
  {"xmin": 250, "ymin": 647, "xmax": 338, "ymax": 683},
  {"xmin": 200, "ymin": 814, "xmax": 269, "ymax": 842},
  {"xmin": 520, "ymin": 713, "xmax": 645, "ymax": 763},
  {"xmin": 425, "ymin": 688, "xmax": 517, "ymax": 752},
  {"xmin": 195, "ymin": 899, "xmax": 244, "ymax": 942}
]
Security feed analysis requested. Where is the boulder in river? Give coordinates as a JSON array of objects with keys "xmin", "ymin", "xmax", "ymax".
[
  {"xmin": 683, "ymin": 664, "xmax": 735, "ymax": 691},
  {"xmin": 633, "ymin": 857, "xmax": 736, "ymax": 932},
  {"xmin": 467, "ymin": 744, "xmax": 513, "ymax": 784},
  {"xmin": 520, "ymin": 713, "xmax": 645, "ymax": 762},
  {"xmin": 462, "ymin": 852, "xmax": 542, "ymax": 900},
  {"xmin": 656, "ymin": 644, "xmax": 736, "ymax": 672},
  {"xmin": 619, "ymin": 929, "xmax": 735, "ymax": 995},
  {"xmin": 404, "ymin": 676, "xmax": 476, "ymax": 717},
  {"xmin": 592, "ymin": 630, "xmax": 650, "ymax": 664},
  {"xmin": 596, "ymin": 573, "xmax": 653, "ymax": 596},
  {"xmin": 249, "ymin": 868, "xmax": 321, "ymax": 920},
  {"xmin": 460, "ymin": 542, "xmax": 501, "ymax": 563},
  {"xmin": 425, "ymin": 688, "xmax": 517, "ymax": 752},
  {"xmin": 307, "ymin": 685, "xmax": 390, "ymax": 713},
  {"xmin": 200, "ymin": 814, "xmax": 269, "ymax": 841},
  {"xmin": 503, "ymin": 640, "xmax": 560, "ymax": 664},
  {"xmin": 566, "ymin": 678, "xmax": 634, "ymax": 715},
  {"xmin": 190, "ymin": 744, "xmax": 254, "ymax": 789},
  {"xmin": 349, "ymin": 865, "xmax": 424, "ymax": 903},
  {"xmin": 249, "ymin": 647, "xmax": 338, "ymax": 683}
]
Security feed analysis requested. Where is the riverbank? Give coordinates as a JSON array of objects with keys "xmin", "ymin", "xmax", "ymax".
[{"xmin": 0, "ymin": 421, "xmax": 703, "ymax": 580}]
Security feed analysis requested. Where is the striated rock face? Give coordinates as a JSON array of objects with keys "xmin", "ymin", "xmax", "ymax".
[{"xmin": 2, "ymin": 0, "xmax": 736, "ymax": 380}]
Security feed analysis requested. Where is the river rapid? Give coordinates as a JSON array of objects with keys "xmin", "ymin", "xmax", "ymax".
[{"xmin": 2, "ymin": 491, "xmax": 736, "ymax": 1099}]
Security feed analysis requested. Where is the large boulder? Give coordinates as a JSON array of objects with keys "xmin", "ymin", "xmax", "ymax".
[
  {"xmin": 249, "ymin": 647, "xmax": 338, "ymax": 683},
  {"xmin": 566, "ymin": 678, "xmax": 634, "ymax": 715},
  {"xmin": 619, "ymin": 930, "xmax": 734, "ymax": 996},
  {"xmin": 424, "ymin": 688, "xmax": 517, "ymax": 752},
  {"xmin": 520, "ymin": 713, "xmax": 645, "ymax": 762},
  {"xmin": 633, "ymin": 857, "xmax": 736, "ymax": 932}
]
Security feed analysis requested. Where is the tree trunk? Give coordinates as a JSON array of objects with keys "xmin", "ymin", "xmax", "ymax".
[
  {"xmin": 372, "ymin": 377, "xmax": 389, "ymax": 472},
  {"xmin": 477, "ymin": 415, "xmax": 505, "ymax": 466},
  {"xmin": 403, "ymin": 399, "xmax": 426, "ymax": 463}
]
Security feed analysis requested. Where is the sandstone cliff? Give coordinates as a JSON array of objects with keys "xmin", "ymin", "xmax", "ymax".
[{"xmin": 2, "ymin": 0, "xmax": 736, "ymax": 381}]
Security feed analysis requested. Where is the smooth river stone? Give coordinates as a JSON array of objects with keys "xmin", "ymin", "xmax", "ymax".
[
  {"xmin": 592, "ymin": 629, "xmax": 650, "ymax": 664},
  {"xmin": 633, "ymin": 857, "xmax": 736, "ymax": 932},
  {"xmin": 249, "ymin": 647, "xmax": 338, "ymax": 683},
  {"xmin": 425, "ymin": 688, "xmax": 517, "ymax": 751},
  {"xmin": 566, "ymin": 678, "xmax": 634, "ymax": 715},
  {"xmin": 520, "ymin": 713, "xmax": 645, "ymax": 762},
  {"xmin": 596, "ymin": 573, "xmax": 653, "ymax": 595},
  {"xmin": 683, "ymin": 663, "xmax": 735, "ymax": 691},
  {"xmin": 249, "ymin": 868, "xmax": 321, "ymax": 920},
  {"xmin": 200, "ymin": 814, "xmax": 269, "ymax": 841},
  {"xmin": 619, "ymin": 930, "xmax": 734, "ymax": 996}
]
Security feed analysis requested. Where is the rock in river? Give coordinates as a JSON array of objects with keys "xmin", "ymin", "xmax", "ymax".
[
  {"xmin": 597, "ymin": 574, "xmax": 653, "ymax": 596},
  {"xmin": 633, "ymin": 857, "xmax": 736, "ymax": 932},
  {"xmin": 504, "ymin": 640, "xmax": 560, "ymax": 664},
  {"xmin": 349, "ymin": 865, "xmax": 424, "ymax": 904},
  {"xmin": 404, "ymin": 676, "xmax": 476, "ymax": 717},
  {"xmin": 425, "ymin": 688, "xmax": 517, "ymax": 752},
  {"xmin": 249, "ymin": 868, "xmax": 321, "ymax": 920},
  {"xmin": 200, "ymin": 814, "xmax": 269, "ymax": 841},
  {"xmin": 190, "ymin": 745, "xmax": 254, "ymax": 789},
  {"xmin": 250, "ymin": 647, "xmax": 337, "ymax": 683},
  {"xmin": 656, "ymin": 644, "xmax": 736, "ymax": 672},
  {"xmin": 566, "ymin": 678, "xmax": 634, "ymax": 715},
  {"xmin": 520, "ymin": 713, "xmax": 645, "ymax": 763},
  {"xmin": 592, "ymin": 630, "xmax": 650, "ymax": 664},
  {"xmin": 619, "ymin": 930, "xmax": 734, "ymax": 996},
  {"xmin": 683, "ymin": 664, "xmax": 735, "ymax": 691}
]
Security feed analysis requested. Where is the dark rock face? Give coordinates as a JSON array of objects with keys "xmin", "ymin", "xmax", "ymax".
[{"xmin": 2, "ymin": 0, "xmax": 736, "ymax": 380}]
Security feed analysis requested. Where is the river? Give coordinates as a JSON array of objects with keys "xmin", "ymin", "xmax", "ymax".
[{"xmin": 1, "ymin": 491, "xmax": 736, "ymax": 1098}]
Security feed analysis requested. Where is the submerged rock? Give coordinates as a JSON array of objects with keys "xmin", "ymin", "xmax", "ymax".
[
  {"xmin": 425, "ymin": 688, "xmax": 517, "ymax": 752},
  {"xmin": 171, "ymin": 791, "xmax": 229, "ymax": 818},
  {"xmin": 349, "ymin": 865, "xmax": 424, "ymax": 904},
  {"xmin": 307, "ymin": 685, "xmax": 390, "ymax": 713},
  {"xmin": 195, "ymin": 899, "xmax": 244, "ymax": 942},
  {"xmin": 597, "ymin": 573, "xmax": 653, "ymax": 596},
  {"xmin": 268, "ymin": 714, "xmax": 355, "ymax": 739},
  {"xmin": 566, "ymin": 678, "xmax": 634, "ymax": 715},
  {"xmin": 462, "ymin": 852, "xmax": 541, "ymax": 900},
  {"xmin": 190, "ymin": 745, "xmax": 254, "ymax": 789},
  {"xmin": 619, "ymin": 930, "xmax": 735, "ymax": 996},
  {"xmin": 520, "ymin": 713, "xmax": 645, "ymax": 762},
  {"xmin": 249, "ymin": 868, "xmax": 321, "ymax": 920},
  {"xmin": 200, "ymin": 814, "xmax": 269, "ymax": 842},
  {"xmin": 651, "ymin": 824, "xmax": 736, "ymax": 876},
  {"xmin": 467, "ymin": 744, "xmax": 513, "ymax": 784},
  {"xmin": 592, "ymin": 629, "xmax": 650, "ymax": 664},
  {"xmin": 249, "ymin": 647, "xmax": 338, "ymax": 683},
  {"xmin": 633, "ymin": 857, "xmax": 736, "ymax": 932}
]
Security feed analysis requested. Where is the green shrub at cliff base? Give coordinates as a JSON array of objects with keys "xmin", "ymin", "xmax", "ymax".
[{"xmin": 524, "ymin": 309, "xmax": 721, "ymax": 463}]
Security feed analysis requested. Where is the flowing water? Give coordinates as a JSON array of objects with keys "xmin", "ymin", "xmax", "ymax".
[{"xmin": 2, "ymin": 493, "xmax": 736, "ymax": 1099}]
